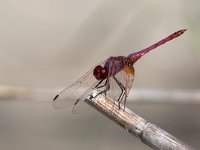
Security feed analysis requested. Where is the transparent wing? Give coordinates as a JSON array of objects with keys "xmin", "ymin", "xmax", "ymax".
[
  {"xmin": 106, "ymin": 65, "xmax": 135, "ymax": 105},
  {"xmin": 53, "ymin": 60, "xmax": 107, "ymax": 113},
  {"xmin": 105, "ymin": 77, "xmax": 120, "ymax": 102},
  {"xmin": 120, "ymin": 65, "xmax": 135, "ymax": 99}
]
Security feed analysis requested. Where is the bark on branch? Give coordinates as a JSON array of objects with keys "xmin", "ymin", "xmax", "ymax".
[{"xmin": 85, "ymin": 91, "xmax": 195, "ymax": 150}]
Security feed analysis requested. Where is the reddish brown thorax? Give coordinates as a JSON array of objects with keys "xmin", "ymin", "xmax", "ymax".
[{"xmin": 93, "ymin": 65, "xmax": 108, "ymax": 80}]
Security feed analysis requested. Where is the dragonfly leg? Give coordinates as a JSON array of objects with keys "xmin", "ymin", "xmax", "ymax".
[
  {"xmin": 95, "ymin": 79, "xmax": 107, "ymax": 89},
  {"xmin": 113, "ymin": 76, "xmax": 126, "ymax": 109},
  {"xmin": 94, "ymin": 78, "xmax": 110, "ymax": 98},
  {"xmin": 74, "ymin": 80, "xmax": 108, "ymax": 105},
  {"xmin": 74, "ymin": 80, "xmax": 106, "ymax": 106}
]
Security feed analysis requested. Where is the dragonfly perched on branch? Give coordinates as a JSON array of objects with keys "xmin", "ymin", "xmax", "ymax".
[{"xmin": 53, "ymin": 29, "xmax": 187, "ymax": 113}]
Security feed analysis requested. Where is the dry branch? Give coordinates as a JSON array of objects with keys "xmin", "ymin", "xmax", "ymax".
[{"xmin": 85, "ymin": 91, "xmax": 195, "ymax": 150}]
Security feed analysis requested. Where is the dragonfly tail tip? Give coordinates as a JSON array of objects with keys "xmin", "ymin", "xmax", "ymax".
[{"xmin": 181, "ymin": 28, "xmax": 187, "ymax": 33}]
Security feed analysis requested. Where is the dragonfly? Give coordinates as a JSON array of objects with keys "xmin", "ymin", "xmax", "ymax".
[{"xmin": 53, "ymin": 29, "xmax": 187, "ymax": 113}]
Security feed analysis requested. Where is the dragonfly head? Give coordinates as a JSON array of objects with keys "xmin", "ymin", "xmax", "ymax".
[{"xmin": 93, "ymin": 65, "xmax": 108, "ymax": 80}]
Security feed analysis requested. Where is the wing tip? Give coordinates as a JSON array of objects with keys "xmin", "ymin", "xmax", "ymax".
[{"xmin": 53, "ymin": 94, "xmax": 59, "ymax": 101}]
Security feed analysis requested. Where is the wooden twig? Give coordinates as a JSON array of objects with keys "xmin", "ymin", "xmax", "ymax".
[{"xmin": 85, "ymin": 91, "xmax": 195, "ymax": 150}]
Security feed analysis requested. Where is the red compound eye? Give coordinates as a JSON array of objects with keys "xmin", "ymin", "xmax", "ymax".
[{"xmin": 93, "ymin": 65, "xmax": 108, "ymax": 80}]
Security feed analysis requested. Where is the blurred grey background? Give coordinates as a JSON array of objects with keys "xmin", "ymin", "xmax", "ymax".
[{"xmin": 0, "ymin": 0, "xmax": 200, "ymax": 150}]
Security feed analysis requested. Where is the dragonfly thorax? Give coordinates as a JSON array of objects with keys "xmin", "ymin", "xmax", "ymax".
[{"xmin": 93, "ymin": 65, "xmax": 108, "ymax": 80}]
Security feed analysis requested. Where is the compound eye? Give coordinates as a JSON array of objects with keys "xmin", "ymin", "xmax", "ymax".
[
  {"xmin": 100, "ymin": 68, "xmax": 108, "ymax": 79},
  {"xmin": 93, "ymin": 69, "xmax": 98, "ymax": 76},
  {"xmin": 93, "ymin": 65, "xmax": 108, "ymax": 80}
]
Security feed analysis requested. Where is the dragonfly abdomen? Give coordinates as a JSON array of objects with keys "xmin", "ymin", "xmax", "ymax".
[{"xmin": 127, "ymin": 29, "xmax": 187, "ymax": 63}]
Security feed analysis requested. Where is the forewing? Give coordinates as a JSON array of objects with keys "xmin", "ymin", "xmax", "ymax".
[{"xmin": 53, "ymin": 60, "xmax": 107, "ymax": 113}]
